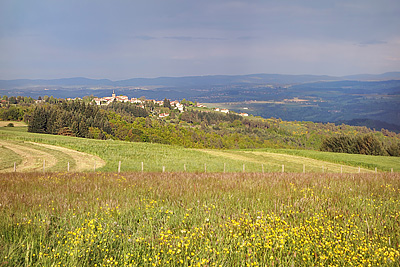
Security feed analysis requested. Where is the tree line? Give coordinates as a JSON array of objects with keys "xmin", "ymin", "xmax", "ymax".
[
  {"xmin": 1, "ymin": 94, "xmax": 400, "ymax": 155},
  {"xmin": 27, "ymin": 101, "xmax": 113, "ymax": 139},
  {"xmin": 320, "ymin": 135, "xmax": 400, "ymax": 156}
]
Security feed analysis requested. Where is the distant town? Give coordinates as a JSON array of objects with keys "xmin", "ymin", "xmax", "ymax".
[{"xmin": 66, "ymin": 90, "xmax": 249, "ymax": 118}]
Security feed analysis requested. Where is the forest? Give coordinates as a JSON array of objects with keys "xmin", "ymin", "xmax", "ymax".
[{"xmin": 1, "ymin": 95, "xmax": 400, "ymax": 156}]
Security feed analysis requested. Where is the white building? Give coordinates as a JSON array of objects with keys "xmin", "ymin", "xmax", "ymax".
[{"xmin": 93, "ymin": 90, "xmax": 129, "ymax": 105}]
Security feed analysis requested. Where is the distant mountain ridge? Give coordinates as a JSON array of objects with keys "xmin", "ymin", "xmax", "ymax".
[
  {"xmin": 1, "ymin": 72, "xmax": 399, "ymax": 129},
  {"xmin": 1, "ymin": 72, "xmax": 400, "ymax": 88},
  {"xmin": 342, "ymin": 72, "xmax": 400, "ymax": 81}
]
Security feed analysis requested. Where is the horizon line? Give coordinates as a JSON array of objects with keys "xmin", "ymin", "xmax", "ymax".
[{"xmin": 1, "ymin": 71, "xmax": 400, "ymax": 81}]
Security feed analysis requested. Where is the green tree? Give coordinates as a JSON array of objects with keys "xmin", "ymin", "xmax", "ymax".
[
  {"xmin": 387, "ymin": 142, "xmax": 400, "ymax": 157},
  {"xmin": 28, "ymin": 106, "xmax": 47, "ymax": 133},
  {"xmin": 163, "ymin": 98, "xmax": 171, "ymax": 109},
  {"xmin": 8, "ymin": 96, "xmax": 17, "ymax": 104}
]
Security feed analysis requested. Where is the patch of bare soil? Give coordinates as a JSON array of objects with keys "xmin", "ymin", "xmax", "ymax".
[{"xmin": 0, "ymin": 121, "xmax": 27, "ymax": 127}]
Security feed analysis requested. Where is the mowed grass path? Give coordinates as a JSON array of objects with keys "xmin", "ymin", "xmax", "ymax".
[
  {"xmin": 251, "ymin": 148, "xmax": 400, "ymax": 172},
  {"xmin": 0, "ymin": 127, "xmax": 105, "ymax": 172},
  {"xmin": 201, "ymin": 150, "xmax": 371, "ymax": 173},
  {"xmin": 0, "ymin": 127, "xmax": 398, "ymax": 172},
  {"xmin": 0, "ymin": 143, "xmax": 22, "ymax": 170},
  {"xmin": 0, "ymin": 140, "xmax": 105, "ymax": 172}
]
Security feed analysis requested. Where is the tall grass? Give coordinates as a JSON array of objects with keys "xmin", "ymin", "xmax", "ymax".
[{"xmin": 1, "ymin": 172, "xmax": 399, "ymax": 266}]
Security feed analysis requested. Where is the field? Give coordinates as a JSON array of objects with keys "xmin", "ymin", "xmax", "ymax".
[
  {"xmin": 1, "ymin": 127, "xmax": 399, "ymax": 173},
  {"xmin": 1, "ymin": 126, "xmax": 400, "ymax": 266},
  {"xmin": 0, "ymin": 121, "xmax": 27, "ymax": 127},
  {"xmin": 1, "ymin": 172, "xmax": 399, "ymax": 266}
]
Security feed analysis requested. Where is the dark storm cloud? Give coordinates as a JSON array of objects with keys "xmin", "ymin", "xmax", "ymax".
[{"xmin": 0, "ymin": 0, "xmax": 399, "ymax": 79}]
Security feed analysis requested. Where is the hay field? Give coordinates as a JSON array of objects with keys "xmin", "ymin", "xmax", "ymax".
[
  {"xmin": 1, "ymin": 172, "xmax": 399, "ymax": 266},
  {"xmin": 1, "ymin": 127, "xmax": 398, "ymax": 173}
]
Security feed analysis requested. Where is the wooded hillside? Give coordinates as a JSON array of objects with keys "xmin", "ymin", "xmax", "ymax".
[{"xmin": 1, "ymin": 96, "xmax": 400, "ymax": 156}]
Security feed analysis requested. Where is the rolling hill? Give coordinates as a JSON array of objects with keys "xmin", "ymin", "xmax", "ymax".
[
  {"xmin": 1, "ymin": 72, "xmax": 399, "ymax": 128},
  {"xmin": 1, "ymin": 127, "xmax": 398, "ymax": 173}
]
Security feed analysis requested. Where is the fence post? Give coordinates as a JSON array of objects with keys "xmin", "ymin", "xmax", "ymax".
[
  {"xmin": 163, "ymin": 166, "xmax": 165, "ymax": 172},
  {"xmin": 243, "ymin": 164, "xmax": 245, "ymax": 173},
  {"xmin": 322, "ymin": 165, "xmax": 324, "ymax": 173},
  {"xmin": 141, "ymin": 162, "xmax": 144, "ymax": 172},
  {"xmin": 94, "ymin": 161, "xmax": 96, "ymax": 172},
  {"xmin": 358, "ymin": 167, "xmax": 360, "ymax": 173},
  {"xmin": 43, "ymin": 160, "xmax": 45, "ymax": 173},
  {"xmin": 340, "ymin": 166, "xmax": 343, "ymax": 174},
  {"xmin": 67, "ymin": 162, "xmax": 70, "ymax": 172},
  {"xmin": 262, "ymin": 164, "xmax": 264, "ymax": 173},
  {"xmin": 375, "ymin": 167, "xmax": 377, "ymax": 173},
  {"xmin": 223, "ymin": 163, "xmax": 226, "ymax": 173},
  {"xmin": 205, "ymin": 163, "xmax": 207, "ymax": 173},
  {"xmin": 282, "ymin": 165, "xmax": 284, "ymax": 173},
  {"xmin": 184, "ymin": 164, "xmax": 186, "ymax": 172},
  {"xmin": 14, "ymin": 162, "xmax": 16, "ymax": 172},
  {"xmin": 118, "ymin": 161, "xmax": 121, "ymax": 173},
  {"xmin": 391, "ymin": 168, "xmax": 393, "ymax": 173},
  {"xmin": 303, "ymin": 164, "xmax": 305, "ymax": 173}
]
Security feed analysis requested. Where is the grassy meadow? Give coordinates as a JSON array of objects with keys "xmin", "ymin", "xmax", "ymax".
[
  {"xmin": 1, "ymin": 172, "xmax": 399, "ymax": 266},
  {"xmin": 242, "ymin": 148, "xmax": 400, "ymax": 172},
  {"xmin": 1, "ymin": 127, "xmax": 399, "ymax": 173}
]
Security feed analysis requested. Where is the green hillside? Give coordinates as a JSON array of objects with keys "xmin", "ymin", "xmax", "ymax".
[
  {"xmin": 2, "ymin": 98, "xmax": 400, "ymax": 154},
  {"xmin": 1, "ymin": 127, "xmax": 398, "ymax": 173}
]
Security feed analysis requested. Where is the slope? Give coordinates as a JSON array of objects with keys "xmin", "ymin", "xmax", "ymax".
[{"xmin": 1, "ymin": 127, "xmax": 398, "ymax": 173}]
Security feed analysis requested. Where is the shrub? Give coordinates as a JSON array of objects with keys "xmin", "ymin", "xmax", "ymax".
[
  {"xmin": 320, "ymin": 134, "xmax": 387, "ymax": 156},
  {"xmin": 58, "ymin": 127, "xmax": 75, "ymax": 136},
  {"xmin": 387, "ymin": 142, "xmax": 400, "ymax": 157}
]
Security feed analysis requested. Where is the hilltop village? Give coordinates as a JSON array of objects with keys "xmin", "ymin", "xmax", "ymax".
[
  {"xmin": 71, "ymin": 91, "xmax": 249, "ymax": 118},
  {"xmin": 92, "ymin": 90, "xmax": 185, "ymax": 113}
]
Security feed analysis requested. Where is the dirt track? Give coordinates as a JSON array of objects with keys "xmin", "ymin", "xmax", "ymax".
[
  {"xmin": 28, "ymin": 142, "xmax": 106, "ymax": 171},
  {"xmin": 0, "ymin": 141, "xmax": 105, "ymax": 172}
]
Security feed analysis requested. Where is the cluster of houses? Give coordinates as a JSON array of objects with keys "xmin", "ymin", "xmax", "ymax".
[
  {"xmin": 93, "ymin": 91, "xmax": 139, "ymax": 106},
  {"xmin": 92, "ymin": 91, "xmax": 184, "ymax": 112},
  {"xmin": 72, "ymin": 91, "xmax": 249, "ymax": 118},
  {"xmin": 213, "ymin": 108, "xmax": 248, "ymax": 116}
]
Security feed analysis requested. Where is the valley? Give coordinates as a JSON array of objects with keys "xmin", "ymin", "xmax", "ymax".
[{"xmin": 2, "ymin": 73, "xmax": 399, "ymax": 130}]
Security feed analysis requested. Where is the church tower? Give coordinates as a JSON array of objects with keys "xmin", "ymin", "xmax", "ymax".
[{"xmin": 112, "ymin": 90, "xmax": 116, "ymax": 99}]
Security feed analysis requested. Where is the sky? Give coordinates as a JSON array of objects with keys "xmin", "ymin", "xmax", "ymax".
[{"xmin": 0, "ymin": 0, "xmax": 400, "ymax": 80}]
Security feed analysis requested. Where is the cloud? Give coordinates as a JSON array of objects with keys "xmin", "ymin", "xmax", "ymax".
[
  {"xmin": 357, "ymin": 40, "xmax": 387, "ymax": 47},
  {"xmin": 386, "ymin": 57, "xmax": 400, "ymax": 61},
  {"xmin": 164, "ymin": 36, "xmax": 194, "ymax": 41},
  {"xmin": 1, "ymin": 0, "xmax": 400, "ymax": 79},
  {"xmin": 237, "ymin": 36, "xmax": 258, "ymax": 40},
  {"xmin": 133, "ymin": 35, "xmax": 157, "ymax": 41},
  {"xmin": 164, "ymin": 36, "xmax": 226, "ymax": 41}
]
